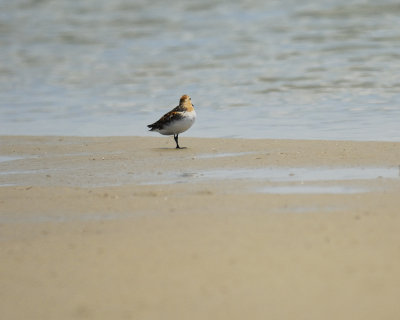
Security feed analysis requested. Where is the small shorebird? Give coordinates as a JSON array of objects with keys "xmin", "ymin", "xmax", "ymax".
[{"xmin": 147, "ymin": 95, "xmax": 196, "ymax": 149}]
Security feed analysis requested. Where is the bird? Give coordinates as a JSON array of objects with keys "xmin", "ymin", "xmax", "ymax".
[{"xmin": 147, "ymin": 95, "xmax": 196, "ymax": 149}]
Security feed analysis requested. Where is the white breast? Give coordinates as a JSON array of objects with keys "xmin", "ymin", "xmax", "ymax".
[{"xmin": 158, "ymin": 110, "xmax": 196, "ymax": 135}]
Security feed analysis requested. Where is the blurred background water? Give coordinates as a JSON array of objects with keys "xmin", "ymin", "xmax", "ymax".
[{"xmin": 1, "ymin": 0, "xmax": 400, "ymax": 140}]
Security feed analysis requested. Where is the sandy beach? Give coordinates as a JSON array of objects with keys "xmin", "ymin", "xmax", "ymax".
[{"xmin": 1, "ymin": 135, "xmax": 400, "ymax": 320}]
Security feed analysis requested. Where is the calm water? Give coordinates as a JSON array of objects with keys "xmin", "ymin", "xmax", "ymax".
[{"xmin": 1, "ymin": 0, "xmax": 400, "ymax": 140}]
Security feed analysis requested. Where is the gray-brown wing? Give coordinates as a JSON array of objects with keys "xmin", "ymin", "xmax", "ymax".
[{"xmin": 147, "ymin": 106, "xmax": 184, "ymax": 131}]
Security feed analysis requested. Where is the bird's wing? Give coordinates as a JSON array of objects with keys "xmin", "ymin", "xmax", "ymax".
[{"xmin": 147, "ymin": 107, "xmax": 184, "ymax": 130}]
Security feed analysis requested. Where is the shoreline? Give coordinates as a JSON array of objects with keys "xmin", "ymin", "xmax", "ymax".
[
  {"xmin": 2, "ymin": 133, "xmax": 400, "ymax": 142},
  {"xmin": 1, "ymin": 135, "xmax": 400, "ymax": 319}
]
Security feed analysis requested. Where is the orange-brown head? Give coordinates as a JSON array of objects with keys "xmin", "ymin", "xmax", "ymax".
[{"xmin": 179, "ymin": 94, "xmax": 194, "ymax": 111}]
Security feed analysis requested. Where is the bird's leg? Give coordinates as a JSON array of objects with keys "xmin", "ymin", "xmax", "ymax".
[{"xmin": 174, "ymin": 134, "xmax": 181, "ymax": 149}]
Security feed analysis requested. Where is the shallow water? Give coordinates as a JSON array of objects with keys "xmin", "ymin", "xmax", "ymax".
[
  {"xmin": 195, "ymin": 152, "xmax": 257, "ymax": 159},
  {"xmin": 1, "ymin": 0, "xmax": 400, "ymax": 140},
  {"xmin": 258, "ymin": 185, "xmax": 368, "ymax": 194},
  {"xmin": 142, "ymin": 166, "xmax": 399, "ymax": 193},
  {"xmin": 196, "ymin": 166, "xmax": 399, "ymax": 182},
  {"xmin": 141, "ymin": 165, "xmax": 399, "ymax": 187},
  {"xmin": 1, "ymin": 157, "xmax": 398, "ymax": 193},
  {"xmin": 0, "ymin": 156, "xmax": 26, "ymax": 163}
]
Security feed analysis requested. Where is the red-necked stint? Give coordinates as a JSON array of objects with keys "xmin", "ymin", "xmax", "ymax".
[{"xmin": 147, "ymin": 95, "xmax": 196, "ymax": 149}]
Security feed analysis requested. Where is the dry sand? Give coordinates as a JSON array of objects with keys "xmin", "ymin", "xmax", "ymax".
[{"xmin": 1, "ymin": 135, "xmax": 400, "ymax": 319}]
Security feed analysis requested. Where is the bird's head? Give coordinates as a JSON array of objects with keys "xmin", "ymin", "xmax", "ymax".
[{"xmin": 179, "ymin": 94, "xmax": 194, "ymax": 110}]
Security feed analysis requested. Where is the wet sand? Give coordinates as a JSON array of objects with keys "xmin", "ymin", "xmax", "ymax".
[{"xmin": 1, "ymin": 136, "xmax": 400, "ymax": 319}]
